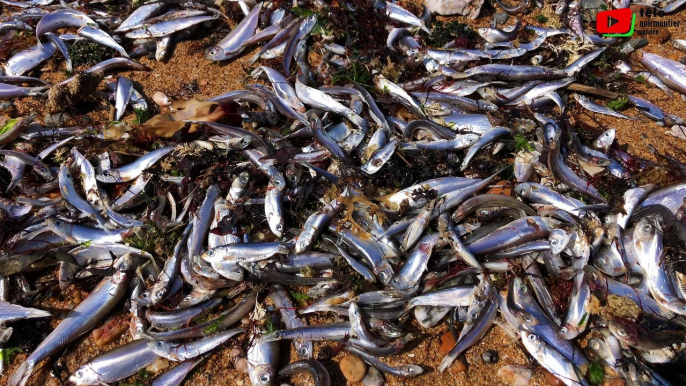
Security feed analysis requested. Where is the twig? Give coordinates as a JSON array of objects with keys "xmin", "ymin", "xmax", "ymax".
[{"xmin": 566, "ymin": 83, "xmax": 620, "ymax": 99}]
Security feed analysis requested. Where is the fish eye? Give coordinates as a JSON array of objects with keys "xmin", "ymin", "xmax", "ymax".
[
  {"xmin": 66, "ymin": 173, "xmax": 72, "ymax": 178},
  {"xmin": 616, "ymin": 328, "xmax": 627, "ymax": 337},
  {"xmin": 156, "ymin": 341, "xmax": 164, "ymax": 347},
  {"xmin": 299, "ymin": 346, "xmax": 309, "ymax": 356},
  {"xmin": 470, "ymin": 311, "xmax": 478, "ymax": 319},
  {"xmin": 527, "ymin": 333, "xmax": 537, "ymax": 342},
  {"xmin": 551, "ymin": 240, "xmax": 558, "ymax": 246},
  {"xmin": 76, "ymin": 371, "xmax": 83, "ymax": 378},
  {"xmin": 208, "ymin": 250, "xmax": 214, "ymax": 256},
  {"xmin": 590, "ymin": 341, "xmax": 600, "ymax": 349},
  {"xmin": 560, "ymin": 327, "xmax": 568, "ymax": 335},
  {"xmin": 102, "ymin": 171, "xmax": 110, "ymax": 177},
  {"xmin": 55, "ymin": 220, "xmax": 62, "ymax": 226},
  {"xmin": 142, "ymin": 292, "xmax": 149, "ymax": 298},
  {"xmin": 519, "ymin": 284, "xmax": 528, "ymax": 293},
  {"xmin": 642, "ymin": 224, "xmax": 652, "ymax": 232},
  {"xmin": 209, "ymin": 48, "xmax": 218, "ymax": 56},
  {"xmin": 120, "ymin": 263, "xmax": 128, "ymax": 270},
  {"xmin": 259, "ymin": 373, "xmax": 271, "ymax": 383},
  {"xmin": 523, "ymin": 315, "xmax": 533, "ymax": 322}
]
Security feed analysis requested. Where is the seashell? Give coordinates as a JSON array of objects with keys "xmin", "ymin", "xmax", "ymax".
[{"xmin": 152, "ymin": 91, "xmax": 171, "ymax": 107}]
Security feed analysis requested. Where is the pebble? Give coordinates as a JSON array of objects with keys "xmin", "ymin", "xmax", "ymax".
[
  {"xmin": 44, "ymin": 113, "xmax": 72, "ymax": 127},
  {"xmin": 235, "ymin": 358, "xmax": 248, "ymax": 372},
  {"xmin": 340, "ymin": 354, "xmax": 367, "ymax": 382},
  {"xmin": 0, "ymin": 101, "xmax": 14, "ymax": 112},
  {"xmin": 543, "ymin": 369, "xmax": 564, "ymax": 386},
  {"xmin": 439, "ymin": 331, "xmax": 456, "ymax": 355},
  {"xmin": 448, "ymin": 359, "xmax": 467, "ymax": 374},
  {"xmin": 603, "ymin": 379, "xmax": 626, "ymax": 386},
  {"xmin": 91, "ymin": 316, "xmax": 128, "ymax": 346},
  {"xmin": 146, "ymin": 357, "xmax": 169, "ymax": 373},
  {"xmin": 241, "ymin": 317, "xmax": 250, "ymax": 325},
  {"xmin": 498, "ymin": 365, "xmax": 533, "ymax": 386},
  {"xmin": 72, "ymin": 290, "xmax": 82, "ymax": 305},
  {"xmin": 493, "ymin": 12, "xmax": 508, "ymax": 25},
  {"xmin": 362, "ymin": 366, "xmax": 385, "ymax": 386}
]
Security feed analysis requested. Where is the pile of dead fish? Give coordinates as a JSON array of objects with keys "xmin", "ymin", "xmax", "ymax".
[{"xmin": 1, "ymin": 0, "xmax": 686, "ymax": 385}]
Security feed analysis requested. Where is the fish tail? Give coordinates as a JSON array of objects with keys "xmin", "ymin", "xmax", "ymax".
[
  {"xmin": 8, "ymin": 360, "xmax": 33, "ymax": 386},
  {"xmin": 26, "ymin": 307, "xmax": 51, "ymax": 319}
]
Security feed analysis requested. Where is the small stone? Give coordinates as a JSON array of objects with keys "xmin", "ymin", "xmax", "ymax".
[
  {"xmin": 603, "ymin": 379, "xmax": 626, "ymax": 386},
  {"xmin": 439, "ymin": 331, "xmax": 456, "ymax": 355},
  {"xmin": 498, "ymin": 365, "xmax": 533, "ymax": 386},
  {"xmin": 146, "ymin": 357, "xmax": 169, "ymax": 373},
  {"xmin": 72, "ymin": 290, "xmax": 82, "ymax": 305},
  {"xmin": 448, "ymin": 359, "xmax": 467, "ymax": 374},
  {"xmin": 200, "ymin": 80, "xmax": 208, "ymax": 87},
  {"xmin": 482, "ymin": 349, "xmax": 499, "ymax": 364},
  {"xmin": 241, "ymin": 317, "xmax": 250, "ymax": 325},
  {"xmin": 493, "ymin": 13, "xmax": 508, "ymax": 25},
  {"xmin": 91, "ymin": 315, "xmax": 128, "ymax": 346},
  {"xmin": 48, "ymin": 378, "xmax": 59, "ymax": 386},
  {"xmin": 44, "ymin": 113, "xmax": 73, "ymax": 127},
  {"xmin": 340, "ymin": 355, "xmax": 366, "ymax": 382},
  {"xmin": 0, "ymin": 101, "xmax": 14, "ymax": 112},
  {"xmin": 362, "ymin": 366, "xmax": 385, "ymax": 386},
  {"xmin": 229, "ymin": 348, "xmax": 242, "ymax": 358},
  {"xmin": 425, "ymin": 0, "xmax": 484, "ymax": 18},
  {"xmin": 235, "ymin": 358, "xmax": 248, "ymax": 372},
  {"xmin": 543, "ymin": 369, "xmax": 564, "ymax": 386}
]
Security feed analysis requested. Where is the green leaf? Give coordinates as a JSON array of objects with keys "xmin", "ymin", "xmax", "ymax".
[
  {"xmin": 635, "ymin": 74, "xmax": 647, "ymax": 85},
  {"xmin": 0, "ymin": 118, "xmax": 17, "ymax": 136},
  {"xmin": 203, "ymin": 319, "xmax": 222, "ymax": 334},
  {"xmin": 290, "ymin": 291, "xmax": 311, "ymax": 306},
  {"xmin": 607, "ymin": 96, "xmax": 629, "ymax": 111},
  {"xmin": 588, "ymin": 360, "xmax": 605, "ymax": 384},
  {"xmin": 535, "ymin": 14, "xmax": 548, "ymax": 23},
  {"xmin": 263, "ymin": 319, "xmax": 276, "ymax": 334},
  {"xmin": 290, "ymin": 6, "xmax": 315, "ymax": 16},
  {"xmin": 0, "ymin": 347, "xmax": 21, "ymax": 364},
  {"xmin": 578, "ymin": 312, "xmax": 588, "ymax": 327},
  {"xmin": 133, "ymin": 108, "xmax": 149, "ymax": 124},
  {"xmin": 80, "ymin": 240, "xmax": 92, "ymax": 247},
  {"xmin": 514, "ymin": 133, "xmax": 534, "ymax": 152}
]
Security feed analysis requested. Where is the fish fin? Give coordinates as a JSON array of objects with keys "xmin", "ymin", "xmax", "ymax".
[
  {"xmin": 8, "ymin": 360, "xmax": 33, "ymax": 386},
  {"xmin": 577, "ymin": 159, "xmax": 606, "ymax": 176}
]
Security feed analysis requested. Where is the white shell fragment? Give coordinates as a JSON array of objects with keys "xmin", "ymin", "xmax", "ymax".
[{"xmin": 425, "ymin": 0, "xmax": 484, "ymax": 18}]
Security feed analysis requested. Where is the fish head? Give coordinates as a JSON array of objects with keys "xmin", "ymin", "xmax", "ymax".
[
  {"xmin": 96, "ymin": 169, "xmax": 122, "ymax": 183},
  {"xmin": 477, "ymin": 27, "xmax": 490, "ymax": 39},
  {"xmin": 155, "ymin": 47, "xmax": 168, "ymax": 62},
  {"xmin": 558, "ymin": 323, "xmax": 582, "ymax": 340},
  {"xmin": 608, "ymin": 320, "xmax": 638, "ymax": 347},
  {"xmin": 205, "ymin": 46, "xmax": 227, "ymax": 61},
  {"xmin": 46, "ymin": 218, "xmax": 76, "ymax": 243},
  {"xmin": 137, "ymin": 288, "xmax": 156, "ymax": 306},
  {"xmin": 513, "ymin": 182, "xmax": 533, "ymax": 199},
  {"xmin": 388, "ymin": 274, "xmax": 411, "ymax": 290},
  {"xmin": 249, "ymin": 364, "xmax": 275, "ymax": 386},
  {"xmin": 399, "ymin": 364, "xmax": 424, "ymax": 377},
  {"xmin": 509, "ymin": 276, "xmax": 534, "ymax": 309},
  {"xmin": 68, "ymin": 365, "xmax": 100, "ymax": 385},
  {"xmin": 548, "ymin": 228, "xmax": 572, "ymax": 255},
  {"xmin": 583, "ymin": 266, "xmax": 608, "ymax": 297},
  {"xmin": 149, "ymin": 339, "xmax": 173, "ymax": 355}
]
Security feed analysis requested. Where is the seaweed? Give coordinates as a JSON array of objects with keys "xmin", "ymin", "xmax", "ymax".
[
  {"xmin": 425, "ymin": 20, "xmax": 477, "ymax": 48},
  {"xmin": 330, "ymin": 61, "xmax": 372, "ymax": 86},
  {"xmin": 68, "ymin": 40, "xmax": 114, "ymax": 69}
]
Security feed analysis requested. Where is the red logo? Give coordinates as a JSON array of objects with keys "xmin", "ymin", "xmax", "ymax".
[{"xmin": 596, "ymin": 8, "xmax": 633, "ymax": 35}]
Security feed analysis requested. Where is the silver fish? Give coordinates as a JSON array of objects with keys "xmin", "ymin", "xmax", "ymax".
[
  {"xmin": 96, "ymin": 146, "xmax": 175, "ymax": 183},
  {"xmin": 9, "ymin": 254, "xmax": 134, "ymax": 386}
]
